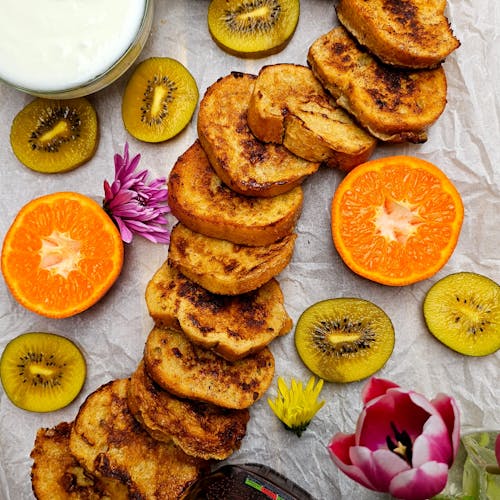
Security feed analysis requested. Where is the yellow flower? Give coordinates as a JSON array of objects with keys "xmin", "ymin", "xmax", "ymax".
[{"xmin": 268, "ymin": 376, "xmax": 325, "ymax": 437}]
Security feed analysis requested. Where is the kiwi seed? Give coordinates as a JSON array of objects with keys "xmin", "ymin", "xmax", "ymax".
[
  {"xmin": 207, "ymin": 0, "xmax": 300, "ymax": 58},
  {"xmin": 294, "ymin": 298, "xmax": 395, "ymax": 383},
  {"xmin": 122, "ymin": 57, "xmax": 199, "ymax": 143},
  {"xmin": 423, "ymin": 272, "xmax": 500, "ymax": 356},
  {"xmin": 0, "ymin": 332, "xmax": 86, "ymax": 412},
  {"xmin": 10, "ymin": 97, "xmax": 99, "ymax": 173}
]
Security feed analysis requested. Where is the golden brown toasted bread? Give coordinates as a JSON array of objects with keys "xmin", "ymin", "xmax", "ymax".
[
  {"xmin": 197, "ymin": 71, "xmax": 320, "ymax": 197},
  {"xmin": 128, "ymin": 360, "xmax": 250, "ymax": 460},
  {"xmin": 336, "ymin": 0, "xmax": 460, "ymax": 69},
  {"xmin": 143, "ymin": 327, "xmax": 275, "ymax": 409},
  {"xmin": 247, "ymin": 63, "xmax": 377, "ymax": 170},
  {"xmin": 168, "ymin": 222, "xmax": 296, "ymax": 295},
  {"xmin": 167, "ymin": 140, "xmax": 303, "ymax": 246},
  {"xmin": 69, "ymin": 379, "xmax": 208, "ymax": 500},
  {"xmin": 145, "ymin": 258, "xmax": 181, "ymax": 329},
  {"xmin": 307, "ymin": 27, "xmax": 448, "ymax": 143},
  {"xmin": 145, "ymin": 260, "xmax": 292, "ymax": 361},
  {"xmin": 31, "ymin": 421, "xmax": 128, "ymax": 500}
]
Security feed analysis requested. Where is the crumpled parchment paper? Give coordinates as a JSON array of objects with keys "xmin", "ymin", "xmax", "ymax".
[{"xmin": 0, "ymin": 1, "xmax": 499, "ymax": 499}]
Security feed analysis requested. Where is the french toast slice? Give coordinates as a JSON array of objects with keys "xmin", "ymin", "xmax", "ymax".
[
  {"xmin": 145, "ymin": 260, "xmax": 292, "ymax": 361},
  {"xmin": 128, "ymin": 360, "xmax": 250, "ymax": 460},
  {"xmin": 143, "ymin": 327, "xmax": 275, "ymax": 409},
  {"xmin": 336, "ymin": 0, "xmax": 460, "ymax": 69},
  {"xmin": 168, "ymin": 222, "xmax": 296, "ymax": 295},
  {"xmin": 307, "ymin": 27, "xmax": 448, "ymax": 143},
  {"xmin": 247, "ymin": 63, "xmax": 377, "ymax": 170},
  {"xmin": 197, "ymin": 71, "xmax": 320, "ymax": 197},
  {"xmin": 69, "ymin": 379, "xmax": 208, "ymax": 500},
  {"xmin": 168, "ymin": 140, "xmax": 303, "ymax": 246},
  {"xmin": 31, "ymin": 421, "xmax": 129, "ymax": 500}
]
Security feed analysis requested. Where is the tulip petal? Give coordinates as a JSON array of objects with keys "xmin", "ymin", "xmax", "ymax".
[
  {"xmin": 349, "ymin": 446, "xmax": 410, "ymax": 492},
  {"xmin": 358, "ymin": 391, "xmax": 431, "ymax": 450},
  {"xmin": 328, "ymin": 434, "xmax": 375, "ymax": 490},
  {"xmin": 361, "ymin": 377, "xmax": 400, "ymax": 405},
  {"xmin": 431, "ymin": 393, "xmax": 461, "ymax": 462},
  {"xmin": 412, "ymin": 415, "xmax": 452, "ymax": 467},
  {"xmin": 389, "ymin": 461, "xmax": 448, "ymax": 500}
]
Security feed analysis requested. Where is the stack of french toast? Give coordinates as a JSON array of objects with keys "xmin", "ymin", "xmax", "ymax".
[{"xmin": 29, "ymin": 2, "xmax": 461, "ymax": 498}]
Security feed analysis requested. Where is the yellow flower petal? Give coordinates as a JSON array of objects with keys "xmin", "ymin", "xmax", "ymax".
[{"xmin": 268, "ymin": 376, "xmax": 325, "ymax": 437}]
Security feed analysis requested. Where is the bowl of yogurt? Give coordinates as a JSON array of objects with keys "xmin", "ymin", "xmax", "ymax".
[{"xmin": 0, "ymin": 0, "xmax": 154, "ymax": 98}]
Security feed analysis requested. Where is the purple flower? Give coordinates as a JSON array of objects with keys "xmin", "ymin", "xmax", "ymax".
[
  {"xmin": 328, "ymin": 377, "xmax": 460, "ymax": 500},
  {"xmin": 103, "ymin": 143, "xmax": 170, "ymax": 244}
]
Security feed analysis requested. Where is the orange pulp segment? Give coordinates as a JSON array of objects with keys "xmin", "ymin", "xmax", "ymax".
[
  {"xmin": 331, "ymin": 156, "xmax": 464, "ymax": 286},
  {"xmin": 1, "ymin": 192, "xmax": 124, "ymax": 318}
]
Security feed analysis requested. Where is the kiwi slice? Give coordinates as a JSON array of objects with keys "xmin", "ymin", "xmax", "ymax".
[
  {"xmin": 423, "ymin": 272, "xmax": 500, "ymax": 356},
  {"xmin": 122, "ymin": 57, "xmax": 199, "ymax": 143},
  {"xmin": 294, "ymin": 298, "xmax": 395, "ymax": 383},
  {"xmin": 0, "ymin": 332, "xmax": 86, "ymax": 412},
  {"xmin": 207, "ymin": 0, "xmax": 300, "ymax": 58},
  {"xmin": 10, "ymin": 97, "xmax": 98, "ymax": 173}
]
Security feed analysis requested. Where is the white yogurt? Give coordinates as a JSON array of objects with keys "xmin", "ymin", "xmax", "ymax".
[{"xmin": 0, "ymin": 0, "xmax": 147, "ymax": 92}]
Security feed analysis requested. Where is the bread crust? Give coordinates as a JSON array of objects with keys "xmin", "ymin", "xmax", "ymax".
[
  {"xmin": 145, "ymin": 260, "xmax": 292, "ymax": 361},
  {"xmin": 31, "ymin": 421, "xmax": 129, "ymax": 500},
  {"xmin": 197, "ymin": 71, "xmax": 320, "ymax": 197},
  {"xmin": 69, "ymin": 379, "xmax": 207, "ymax": 500},
  {"xmin": 167, "ymin": 140, "xmax": 303, "ymax": 246},
  {"xmin": 128, "ymin": 360, "xmax": 250, "ymax": 460},
  {"xmin": 307, "ymin": 27, "xmax": 448, "ymax": 143},
  {"xmin": 143, "ymin": 327, "xmax": 275, "ymax": 409},
  {"xmin": 168, "ymin": 222, "xmax": 296, "ymax": 295},
  {"xmin": 336, "ymin": 0, "xmax": 460, "ymax": 69},
  {"xmin": 247, "ymin": 63, "xmax": 377, "ymax": 170}
]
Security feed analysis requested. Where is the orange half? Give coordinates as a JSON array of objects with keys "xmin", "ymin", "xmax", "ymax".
[
  {"xmin": 1, "ymin": 192, "xmax": 124, "ymax": 318},
  {"xmin": 331, "ymin": 156, "xmax": 464, "ymax": 286}
]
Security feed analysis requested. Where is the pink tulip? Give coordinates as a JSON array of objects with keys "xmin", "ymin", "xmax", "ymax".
[{"xmin": 328, "ymin": 377, "xmax": 460, "ymax": 500}]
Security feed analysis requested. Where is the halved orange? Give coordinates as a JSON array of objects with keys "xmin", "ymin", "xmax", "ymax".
[
  {"xmin": 331, "ymin": 156, "xmax": 464, "ymax": 286},
  {"xmin": 1, "ymin": 192, "xmax": 124, "ymax": 318}
]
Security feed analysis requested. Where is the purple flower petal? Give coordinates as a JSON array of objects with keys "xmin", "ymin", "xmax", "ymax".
[{"xmin": 103, "ymin": 142, "xmax": 171, "ymax": 244}]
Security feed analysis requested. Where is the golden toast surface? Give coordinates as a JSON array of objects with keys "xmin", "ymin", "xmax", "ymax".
[
  {"xmin": 69, "ymin": 379, "xmax": 207, "ymax": 500},
  {"xmin": 167, "ymin": 140, "xmax": 303, "ymax": 246},
  {"xmin": 143, "ymin": 327, "xmax": 275, "ymax": 409},
  {"xmin": 146, "ymin": 260, "xmax": 292, "ymax": 361},
  {"xmin": 31, "ymin": 421, "xmax": 128, "ymax": 500},
  {"xmin": 128, "ymin": 360, "xmax": 250, "ymax": 460},
  {"xmin": 307, "ymin": 27, "xmax": 448, "ymax": 143},
  {"xmin": 247, "ymin": 63, "xmax": 377, "ymax": 170},
  {"xmin": 168, "ymin": 222, "xmax": 296, "ymax": 295},
  {"xmin": 336, "ymin": 0, "xmax": 460, "ymax": 68},
  {"xmin": 197, "ymin": 71, "xmax": 320, "ymax": 197}
]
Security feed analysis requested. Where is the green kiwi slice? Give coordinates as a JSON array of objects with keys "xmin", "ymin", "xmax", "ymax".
[
  {"xmin": 423, "ymin": 272, "xmax": 500, "ymax": 356},
  {"xmin": 10, "ymin": 97, "xmax": 98, "ymax": 173},
  {"xmin": 294, "ymin": 298, "xmax": 395, "ymax": 383},
  {"xmin": 122, "ymin": 57, "xmax": 199, "ymax": 143},
  {"xmin": 0, "ymin": 332, "xmax": 86, "ymax": 412},
  {"xmin": 207, "ymin": 0, "xmax": 300, "ymax": 58}
]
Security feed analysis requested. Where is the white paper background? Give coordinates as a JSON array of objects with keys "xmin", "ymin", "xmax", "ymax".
[{"xmin": 0, "ymin": 1, "xmax": 499, "ymax": 499}]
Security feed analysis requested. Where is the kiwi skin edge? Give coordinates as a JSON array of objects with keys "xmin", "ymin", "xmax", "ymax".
[
  {"xmin": 294, "ymin": 298, "xmax": 395, "ymax": 384},
  {"xmin": 207, "ymin": 0, "xmax": 301, "ymax": 59},
  {"xmin": 0, "ymin": 332, "xmax": 87, "ymax": 413},
  {"xmin": 423, "ymin": 272, "xmax": 500, "ymax": 357}
]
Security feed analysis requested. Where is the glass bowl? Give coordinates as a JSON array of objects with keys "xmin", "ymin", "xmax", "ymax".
[{"xmin": 0, "ymin": 0, "xmax": 154, "ymax": 99}]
